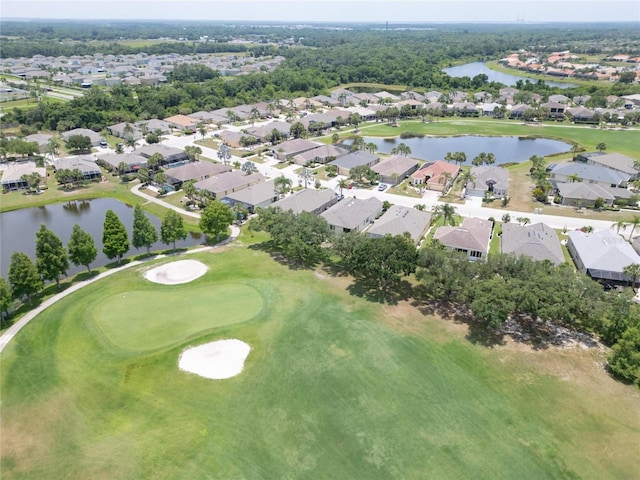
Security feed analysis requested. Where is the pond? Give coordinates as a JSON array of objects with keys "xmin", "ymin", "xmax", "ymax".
[
  {"xmin": 351, "ymin": 135, "xmax": 570, "ymax": 165},
  {"xmin": 0, "ymin": 198, "xmax": 203, "ymax": 279},
  {"xmin": 443, "ymin": 62, "xmax": 577, "ymax": 89}
]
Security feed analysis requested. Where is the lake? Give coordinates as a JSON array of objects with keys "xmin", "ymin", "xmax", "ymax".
[
  {"xmin": 443, "ymin": 62, "xmax": 577, "ymax": 89},
  {"xmin": 0, "ymin": 198, "xmax": 203, "ymax": 279},
  {"xmin": 352, "ymin": 135, "xmax": 570, "ymax": 165}
]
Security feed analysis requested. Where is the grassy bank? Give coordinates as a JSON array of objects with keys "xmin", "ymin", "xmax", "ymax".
[{"xmin": 1, "ymin": 248, "xmax": 638, "ymax": 479}]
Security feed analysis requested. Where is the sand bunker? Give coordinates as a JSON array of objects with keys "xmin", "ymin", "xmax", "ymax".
[
  {"xmin": 144, "ymin": 259, "xmax": 208, "ymax": 285},
  {"xmin": 178, "ymin": 339, "xmax": 251, "ymax": 380}
]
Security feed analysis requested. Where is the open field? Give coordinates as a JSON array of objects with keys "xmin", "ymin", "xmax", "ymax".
[{"xmin": 1, "ymin": 247, "xmax": 638, "ymax": 479}]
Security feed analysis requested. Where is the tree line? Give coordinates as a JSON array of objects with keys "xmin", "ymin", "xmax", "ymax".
[
  {"xmin": 2, "ymin": 199, "xmax": 237, "ymax": 321},
  {"xmin": 249, "ymin": 206, "xmax": 640, "ymax": 386}
]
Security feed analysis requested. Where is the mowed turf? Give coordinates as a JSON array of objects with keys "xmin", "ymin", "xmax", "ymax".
[
  {"xmin": 91, "ymin": 283, "xmax": 264, "ymax": 351},
  {"xmin": 1, "ymin": 248, "xmax": 639, "ymax": 479}
]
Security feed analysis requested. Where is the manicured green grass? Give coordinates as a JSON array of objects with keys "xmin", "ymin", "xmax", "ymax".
[
  {"xmin": 1, "ymin": 248, "xmax": 639, "ymax": 479},
  {"xmin": 92, "ymin": 282, "xmax": 263, "ymax": 352}
]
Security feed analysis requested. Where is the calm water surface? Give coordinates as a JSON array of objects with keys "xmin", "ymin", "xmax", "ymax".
[
  {"xmin": 1, "ymin": 198, "xmax": 202, "ymax": 279},
  {"xmin": 443, "ymin": 62, "xmax": 577, "ymax": 89},
  {"xmin": 353, "ymin": 135, "xmax": 570, "ymax": 165}
]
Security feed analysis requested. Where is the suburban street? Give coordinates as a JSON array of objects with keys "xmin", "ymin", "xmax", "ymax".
[{"xmin": 154, "ymin": 121, "xmax": 619, "ymax": 234}]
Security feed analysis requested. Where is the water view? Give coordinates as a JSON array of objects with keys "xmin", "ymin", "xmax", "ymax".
[
  {"xmin": 356, "ymin": 135, "xmax": 570, "ymax": 165},
  {"xmin": 0, "ymin": 198, "xmax": 202, "ymax": 279},
  {"xmin": 443, "ymin": 62, "xmax": 577, "ymax": 89}
]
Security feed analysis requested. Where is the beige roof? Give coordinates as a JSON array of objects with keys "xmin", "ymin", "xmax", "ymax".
[{"xmin": 434, "ymin": 217, "xmax": 492, "ymax": 254}]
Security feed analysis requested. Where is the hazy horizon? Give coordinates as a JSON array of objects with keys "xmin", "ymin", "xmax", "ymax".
[{"xmin": 2, "ymin": 1, "xmax": 638, "ymax": 24}]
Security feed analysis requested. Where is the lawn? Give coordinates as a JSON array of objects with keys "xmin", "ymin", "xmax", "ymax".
[{"xmin": 2, "ymin": 248, "xmax": 637, "ymax": 479}]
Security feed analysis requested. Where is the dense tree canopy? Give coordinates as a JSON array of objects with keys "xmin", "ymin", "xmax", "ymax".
[{"xmin": 35, "ymin": 224, "xmax": 69, "ymax": 289}]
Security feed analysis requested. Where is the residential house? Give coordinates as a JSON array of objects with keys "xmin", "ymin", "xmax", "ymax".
[
  {"xmin": 137, "ymin": 144, "xmax": 189, "ymax": 167},
  {"xmin": 321, "ymin": 197, "xmax": 383, "ymax": 234},
  {"xmin": 291, "ymin": 144, "xmax": 349, "ymax": 166},
  {"xmin": 466, "ymin": 166, "xmax": 509, "ymax": 198},
  {"xmin": 61, "ymin": 128, "xmax": 102, "ymax": 146},
  {"xmin": 329, "ymin": 151, "xmax": 380, "ymax": 176},
  {"xmin": 136, "ymin": 119, "xmax": 172, "ymax": 135},
  {"xmin": 367, "ymin": 205, "xmax": 432, "ymax": 245},
  {"xmin": 566, "ymin": 107, "xmax": 596, "ymax": 123},
  {"xmin": 567, "ymin": 229, "xmax": 640, "ymax": 284},
  {"xmin": 97, "ymin": 153, "xmax": 147, "ymax": 173},
  {"xmin": 371, "ymin": 155, "xmax": 420, "ymax": 186},
  {"xmin": 509, "ymin": 104, "xmax": 533, "ymax": 119},
  {"xmin": 194, "ymin": 171, "xmax": 264, "ymax": 199},
  {"xmin": 219, "ymin": 130, "xmax": 246, "ymax": 149},
  {"xmin": 541, "ymin": 101, "xmax": 566, "ymax": 120},
  {"xmin": 576, "ymin": 152, "xmax": 638, "ymax": 178},
  {"xmin": 54, "ymin": 156, "xmax": 101, "ymax": 181},
  {"xmin": 164, "ymin": 114, "xmax": 199, "ymax": 131},
  {"xmin": 555, "ymin": 182, "xmax": 616, "ymax": 207},
  {"xmin": 550, "ymin": 163, "xmax": 630, "ymax": 188},
  {"xmin": 107, "ymin": 122, "xmax": 143, "ymax": 140},
  {"xmin": 24, "ymin": 133, "xmax": 53, "ymax": 153},
  {"xmin": 245, "ymin": 121, "xmax": 292, "ymax": 143},
  {"xmin": 411, "ymin": 160, "xmax": 460, "ymax": 192},
  {"xmin": 270, "ymin": 188, "xmax": 340, "ymax": 215},
  {"xmin": 165, "ymin": 162, "xmax": 231, "ymax": 189},
  {"xmin": 2, "ymin": 162, "xmax": 46, "ymax": 191},
  {"xmin": 271, "ymin": 138, "xmax": 320, "ymax": 162},
  {"xmin": 500, "ymin": 222, "xmax": 564, "ymax": 265},
  {"xmin": 433, "ymin": 217, "xmax": 493, "ymax": 261},
  {"xmin": 222, "ymin": 180, "xmax": 279, "ymax": 213}
]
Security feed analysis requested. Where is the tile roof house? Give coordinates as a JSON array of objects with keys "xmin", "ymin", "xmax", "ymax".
[
  {"xmin": 567, "ymin": 229, "xmax": 640, "ymax": 283},
  {"xmin": 136, "ymin": 144, "xmax": 189, "ymax": 166},
  {"xmin": 466, "ymin": 166, "xmax": 509, "ymax": 198},
  {"xmin": 271, "ymin": 138, "xmax": 320, "ymax": 162},
  {"xmin": 291, "ymin": 144, "xmax": 349, "ymax": 166},
  {"xmin": 54, "ymin": 156, "xmax": 102, "ymax": 180},
  {"xmin": 321, "ymin": 197, "xmax": 383, "ymax": 234},
  {"xmin": 411, "ymin": 160, "xmax": 460, "ymax": 192},
  {"xmin": 367, "ymin": 205, "xmax": 432, "ymax": 244},
  {"xmin": 371, "ymin": 155, "xmax": 420, "ymax": 186},
  {"xmin": 329, "ymin": 151, "xmax": 380, "ymax": 176},
  {"xmin": 576, "ymin": 152, "xmax": 638, "ymax": 178},
  {"xmin": 165, "ymin": 161, "xmax": 231, "ymax": 188},
  {"xmin": 555, "ymin": 182, "xmax": 616, "ymax": 207},
  {"xmin": 550, "ymin": 163, "xmax": 630, "ymax": 188},
  {"xmin": 270, "ymin": 188, "xmax": 340, "ymax": 215},
  {"xmin": 222, "ymin": 180, "xmax": 279, "ymax": 213},
  {"xmin": 164, "ymin": 114, "xmax": 199, "ymax": 130},
  {"xmin": 500, "ymin": 222, "xmax": 564, "ymax": 265},
  {"xmin": 2, "ymin": 162, "xmax": 47, "ymax": 191},
  {"xmin": 194, "ymin": 171, "xmax": 264, "ymax": 199},
  {"xmin": 97, "ymin": 153, "xmax": 147, "ymax": 173},
  {"xmin": 61, "ymin": 128, "xmax": 102, "ymax": 146},
  {"xmin": 433, "ymin": 217, "xmax": 493, "ymax": 261}
]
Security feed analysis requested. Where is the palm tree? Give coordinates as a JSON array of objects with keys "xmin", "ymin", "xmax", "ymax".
[
  {"xmin": 198, "ymin": 124, "xmax": 207, "ymax": 140},
  {"xmin": 124, "ymin": 137, "xmax": 136, "ymax": 151},
  {"xmin": 570, "ymin": 144, "xmax": 581, "ymax": 160},
  {"xmin": 623, "ymin": 263, "xmax": 640, "ymax": 290},
  {"xmin": 502, "ymin": 213, "xmax": 511, "ymax": 223},
  {"xmin": 299, "ymin": 168, "xmax": 313, "ymax": 189},
  {"xmin": 457, "ymin": 170, "xmax": 476, "ymax": 188},
  {"xmin": 612, "ymin": 220, "xmax": 628, "ymax": 235},
  {"xmin": 516, "ymin": 217, "xmax": 530, "ymax": 226},
  {"xmin": 274, "ymin": 174, "xmax": 292, "ymax": 194},
  {"xmin": 567, "ymin": 173, "xmax": 582, "ymax": 183},
  {"xmin": 147, "ymin": 153, "xmax": 163, "ymax": 172},
  {"xmin": 433, "ymin": 203, "xmax": 457, "ymax": 226},
  {"xmin": 626, "ymin": 215, "xmax": 640, "ymax": 240},
  {"xmin": 441, "ymin": 172, "xmax": 453, "ymax": 192},
  {"xmin": 337, "ymin": 178, "xmax": 349, "ymax": 196}
]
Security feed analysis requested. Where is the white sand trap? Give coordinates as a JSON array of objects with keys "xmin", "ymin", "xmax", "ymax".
[
  {"xmin": 178, "ymin": 339, "xmax": 251, "ymax": 380},
  {"xmin": 144, "ymin": 259, "xmax": 208, "ymax": 285}
]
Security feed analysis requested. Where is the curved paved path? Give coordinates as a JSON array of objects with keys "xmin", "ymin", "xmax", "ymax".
[{"xmin": 0, "ymin": 194, "xmax": 240, "ymax": 354}]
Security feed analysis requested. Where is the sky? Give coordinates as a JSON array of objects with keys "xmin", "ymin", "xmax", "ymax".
[{"xmin": 2, "ymin": 0, "xmax": 639, "ymax": 23}]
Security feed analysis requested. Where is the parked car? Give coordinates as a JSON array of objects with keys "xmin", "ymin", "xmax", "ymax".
[
  {"xmin": 377, "ymin": 183, "xmax": 388, "ymax": 191},
  {"xmin": 99, "ymin": 140, "xmax": 108, "ymax": 148}
]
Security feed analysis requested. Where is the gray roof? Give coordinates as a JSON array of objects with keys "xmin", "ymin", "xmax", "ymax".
[
  {"xmin": 271, "ymin": 188, "xmax": 338, "ymax": 215},
  {"xmin": 501, "ymin": 222, "xmax": 564, "ymax": 265},
  {"xmin": 433, "ymin": 217, "xmax": 492, "ymax": 253},
  {"xmin": 165, "ymin": 161, "xmax": 230, "ymax": 183},
  {"xmin": 273, "ymin": 138, "xmax": 319, "ymax": 156},
  {"xmin": 371, "ymin": 155, "xmax": 419, "ymax": 177},
  {"xmin": 556, "ymin": 182, "xmax": 616, "ymax": 202},
  {"xmin": 579, "ymin": 152, "xmax": 638, "ymax": 176},
  {"xmin": 61, "ymin": 128, "xmax": 102, "ymax": 145},
  {"xmin": 470, "ymin": 166, "xmax": 509, "ymax": 191},
  {"xmin": 1, "ymin": 162, "xmax": 46, "ymax": 184},
  {"xmin": 330, "ymin": 151, "xmax": 379, "ymax": 170},
  {"xmin": 321, "ymin": 197, "xmax": 383, "ymax": 231},
  {"xmin": 568, "ymin": 229, "xmax": 640, "ymax": 280},
  {"xmin": 55, "ymin": 156, "xmax": 101, "ymax": 175},
  {"xmin": 367, "ymin": 205, "xmax": 432, "ymax": 244},
  {"xmin": 136, "ymin": 144, "xmax": 185, "ymax": 159},
  {"xmin": 100, "ymin": 153, "xmax": 147, "ymax": 169},
  {"xmin": 551, "ymin": 163, "xmax": 629, "ymax": 186},
  {"xmin": 292, "ymin": 144, "xmax": 348, "ymax": 164},
  {"xmin": 223, "ymin": 180, "xmax": 278, "ymax": 206},
  {"xmin": 195, "ymin": 171, "xmax": 264, "ymax": 197}
]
